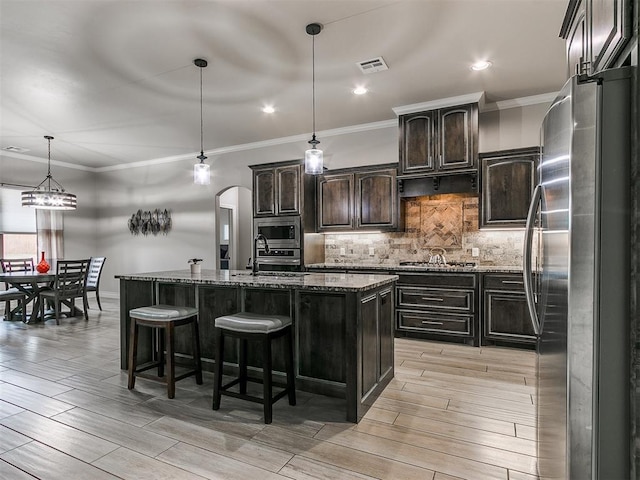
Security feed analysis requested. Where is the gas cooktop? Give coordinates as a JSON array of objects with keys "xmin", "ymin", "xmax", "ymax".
[{"xmin": 398, "ymin": 261, "xmax": 477, "ymax": 268}]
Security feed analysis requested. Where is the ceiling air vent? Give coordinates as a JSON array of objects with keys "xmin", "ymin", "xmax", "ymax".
[
  {"xmin": 357, "ymin": 56, "xmax": 388, "ymax": 74},
  {"xmin": 2, "ymin": 146, "xmax": 30, "ymax": 153}
]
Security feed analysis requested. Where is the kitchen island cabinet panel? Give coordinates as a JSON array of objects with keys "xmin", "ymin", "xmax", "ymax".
[
  {"xmin": 117, "ymin": 270, "xmax": 397, "ymax": 422},
  {"xmin": 197, "ymin": 286, "xmax": 240, "ymax": 363},
  {"xmin": 297, "ymin": 292, "xmax": 347, "ymax": 384}
]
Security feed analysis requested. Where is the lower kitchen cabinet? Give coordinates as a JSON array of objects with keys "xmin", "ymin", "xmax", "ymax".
[
  {"xmin": 395, "ymin": 272, "xmax": 478, "ymax": 346},
  {"xmin": 481, "ymin": 273, "xmax": 536, "ymax": 347}
]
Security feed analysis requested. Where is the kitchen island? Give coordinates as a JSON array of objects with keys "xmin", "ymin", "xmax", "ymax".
[{"xmin": 116, "ymin": 269, "xmax": 397, "ymax": 422}]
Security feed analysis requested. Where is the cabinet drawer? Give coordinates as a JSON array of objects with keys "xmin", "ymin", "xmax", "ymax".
[
  {"xmin": 483, "ymin": 274, "xmax": 525, "ymax": 291},
  {"xmin": 397, "ymin": 286, "xmax": 473, "ymax": 312},
  {"xmin": 397, "ymin": 272, "xmax": 476, "ymax": 289},
  {"xmin": 398, "ymin": 310, "xmax": 472, "ymax": 335}
]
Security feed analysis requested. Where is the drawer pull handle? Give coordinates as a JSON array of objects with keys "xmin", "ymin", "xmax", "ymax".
[
  {"xmin": 421, "ymin": 297, "xmax": 444, "ymax": 302},
  {"xmin": 421, "ymin": 321, "xmax": 444, "ymax": 325},
  {"xmin": 502, "ymin": 280, "xmax": 524, "ymax": 285}
]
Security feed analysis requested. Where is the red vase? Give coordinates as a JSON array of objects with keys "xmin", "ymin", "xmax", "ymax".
[{"xmin": 36, "ymin": 251, "xmax": 50, "ymax": 273}]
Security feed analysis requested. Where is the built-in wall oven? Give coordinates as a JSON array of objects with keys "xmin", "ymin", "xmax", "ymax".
[{"xmin": 253, "ymin": 216, "xmax": 302, "ymax": 271}]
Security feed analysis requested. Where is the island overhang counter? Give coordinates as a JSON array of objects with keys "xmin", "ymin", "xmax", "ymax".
[{"xmin": 116, "ymin": 269, "xmax": 398, "ymax": 422}]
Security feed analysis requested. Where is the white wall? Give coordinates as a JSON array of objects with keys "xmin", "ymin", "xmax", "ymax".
[{"xmin": 1, "ymin": 102, "xmax": 548, "ymax": 295}]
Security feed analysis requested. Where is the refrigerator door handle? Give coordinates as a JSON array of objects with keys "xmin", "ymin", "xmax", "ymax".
[{"xmin": 523, "ymin": 184, "xmax": 542, "ymax": 336}]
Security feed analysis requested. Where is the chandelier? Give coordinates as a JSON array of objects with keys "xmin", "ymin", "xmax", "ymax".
[{"xmin": 22, "ymin": 136, "xmax": 77, "ymax": 210}]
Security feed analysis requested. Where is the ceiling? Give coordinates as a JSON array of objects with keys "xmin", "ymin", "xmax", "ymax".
[{"xmin": 0, "ymin": 0, "xmax": 568, "ymax": 171}]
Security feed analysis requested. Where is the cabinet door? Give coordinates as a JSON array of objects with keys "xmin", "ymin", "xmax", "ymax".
[
  {"xmin": 275, "ymin": 165, "xmax": 301, "ymax": 215},
  {"xmin": 437, "ymin": 104, "xmax": 477, "ymax": 171},
  {"xmin": 566, "ymin": 5, "xmax": 587, "ymax": 77},
  {"xmin": 317, "ymin": 173, "xmax": 354, "ymax": 231},
  {"xmin": 483, "ymin": 289, "xmax": 536, "ymax": 343},
  {"xmin": 399, "ymin": 111, "xmax": 436, "ymax": 175},
  {"xmin": 355, "ymin": 168, "xmax": 397, "ymax": 229},
  {"xmin": 253, "ymin": 168, "xmax": 275, "ymax": 216},
  {"xmin": 361, "ymin": 292, "xmax": 378, "ymax": 396},
  {"xmin": 378, "ymin": 288, "xmax": 394, "ymax": 380},
  {"xmin": 588, "ymin": 0, "xmax": 630, "ymax": 74},
  {"xmin": 480, "ymin": 148, "xmax": 538, "ymax": 228}
]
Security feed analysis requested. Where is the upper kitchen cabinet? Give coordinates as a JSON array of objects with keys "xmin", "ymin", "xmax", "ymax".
[
  {"xmin": 480, "ymin": 147, "xmax": 539, "ymax": 229},
  {"xmin": 398, "ymin": 103, "xmax": 478, "ymax": 177},
  {"xmin": 317, "ymin": 172, "xmax": 354, "ymax": 231},
  {"xmin": 561, "ymin": 0, "xmax": 632, "ymax": 76},
  {"xmin": 317, "ymin": 164, "xmax": 398, "ymax": 232},
  {"xmin": 251, "ymin": 160, "xmax": 315, "ymax": 218}
]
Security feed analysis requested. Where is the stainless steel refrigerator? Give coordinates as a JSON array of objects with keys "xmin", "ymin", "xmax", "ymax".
[{"xmin": 523, "ymin": 67, "xmax": 632, "ymax": 479}]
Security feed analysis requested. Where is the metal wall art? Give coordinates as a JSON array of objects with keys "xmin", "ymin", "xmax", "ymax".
[{"xmin": 128, "ymin": 209, "xmax": 171, "ymax": 236}]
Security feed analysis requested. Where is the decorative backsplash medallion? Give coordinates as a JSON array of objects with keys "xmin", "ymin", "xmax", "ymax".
[{"xmin": 324, "ymin": 193, "xmax": 525, "ymax": 267}]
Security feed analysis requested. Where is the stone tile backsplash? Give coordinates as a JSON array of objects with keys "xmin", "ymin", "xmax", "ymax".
[{"xmin": 324, "ymin": 193, "xmax": 525, "ymax": 266}]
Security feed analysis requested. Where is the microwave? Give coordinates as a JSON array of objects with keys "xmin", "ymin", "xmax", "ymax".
[{"xmin": 254, "ymin": 216, "xmax": 301, "ymax": 249}]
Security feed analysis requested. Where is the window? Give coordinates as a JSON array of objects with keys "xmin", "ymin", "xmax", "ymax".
[{"xmin": 0, "ymin": 188, "xmax": 37, "ymax": 261}]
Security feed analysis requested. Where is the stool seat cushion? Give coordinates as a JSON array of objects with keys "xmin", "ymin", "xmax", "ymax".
[
  {"xmin": 215, "ymin": 312, "xmax": 291, "ymax": 333},
  {"xmin": 130, "ymin": 305, "xmax": 198, "ymax": 321}
]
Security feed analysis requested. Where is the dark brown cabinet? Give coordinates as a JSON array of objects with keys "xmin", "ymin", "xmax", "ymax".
[
  {"xmin": 361, "ymin": 287, "xmax": 394, "ymax": 398},
  {"xmin": 317, "ymin": 164, "xmax": 398, "ymax": 232},
  {"xmin": 480, "ymin": 147, "xmax": 539, "ymax": 229},
  {"xmin": 561, "ymin": 0, "xmax": 631, "ymax": 76},
  {"xmin": 395, "ymin": 272, "xmax": 478, "ymax": 346},
  {"xmin": 481, "ymin": 274, "xmax": 536, "ymax": 347},
  {"xmin": 587, "ymin": 0, "xmax": 631, "ymax": 74},
  {"xmin": 399, "ymin": 104, "xmax": 478, "ymax": 177},
  {"xmin": 317, "ymin": 173, "xmax": 353, "ymax": 231},
  {"xmin": 565, "ymin": 1, "xmax": 587, "ymax": 76},
  {"xmin": 252, "ymin": 162, "xmax": 304, "ymax": 217}
]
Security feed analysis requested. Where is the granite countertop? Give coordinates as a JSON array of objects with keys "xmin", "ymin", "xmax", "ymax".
[
  {"xmin": 115, "ymin": 269, "xmax": 398, "ymax": 293},
  {"xmin": 306, "ymin": 263, "xmax": 524, "ymax": 274}
]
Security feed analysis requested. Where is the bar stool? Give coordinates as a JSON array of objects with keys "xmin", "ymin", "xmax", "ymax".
[
  {"xmin": 212, "ymin": 311, "xmax": 296, "ymax": 424},
  {"xmin": 127, "ymin": 305, "xmax": 202, "ymax": 399}
]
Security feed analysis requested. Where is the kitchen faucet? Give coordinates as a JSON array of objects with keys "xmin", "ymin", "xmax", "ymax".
[{"xmin": 252, "ymin": 233, "xmax": 270, "ymax": 275}]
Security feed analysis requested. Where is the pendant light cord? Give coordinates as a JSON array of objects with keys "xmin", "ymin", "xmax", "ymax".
[
  {"xmin": 199, "ymin": 66, "xmax": 204, "ymax": 160},
  {"xmin": 312, "ymin": 33, "xmax": 316, "ymax": 137},
  {"xmin": 46, "ymin": 137, "xmax": 52, "ymax": 190}
]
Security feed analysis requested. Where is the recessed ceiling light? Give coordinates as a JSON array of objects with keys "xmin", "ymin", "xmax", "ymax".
[
  {"xmin": 262, "ymin": 105, "xmax": 275, "ymax": 114},
  {"xmin": 470, "ymin": 60, "xmax": 492, "ymax": 71},
  {"xmin": 353, "ymin": 86, "xmax": 368, "ymax": 95}
]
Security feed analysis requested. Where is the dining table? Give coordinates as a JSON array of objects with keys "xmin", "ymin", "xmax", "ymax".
[{"xmin": 0, "ymin": 270, "xmax": 82, "ymax": 323}]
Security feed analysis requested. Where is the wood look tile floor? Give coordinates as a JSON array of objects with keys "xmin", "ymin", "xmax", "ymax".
[{"xmin": 0, "ymin": 298, "xmax": 538, "ymax": 479}]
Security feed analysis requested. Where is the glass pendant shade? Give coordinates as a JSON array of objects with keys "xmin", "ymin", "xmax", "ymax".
[
  {"xmin": 304, "ymin": 147, "xmax": 323, "ymax": 175},
  {"xmin": 194, "ymin": 161, "xmax": 210, "ymax": 185},
  {"xmin": 193, "ymin": 58, "xmax": 211, "ymax": 185},
  {"xmin": 22, "ymin": 135, "xmax": 77, "ymax": 211}
]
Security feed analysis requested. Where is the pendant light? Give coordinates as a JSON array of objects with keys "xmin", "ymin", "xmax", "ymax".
[
  {"xmin": 22, "ymin": 136, "xmax": 77, "ymax": 210},
  {"xmin": 305, "ymin": 23, "xmax": 323, "ymax": 175},
  {"xmin": 193, "ymin": 58, "xmax": 210, "ymax": 185}
]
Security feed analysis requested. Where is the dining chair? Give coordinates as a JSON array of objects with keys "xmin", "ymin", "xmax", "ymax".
[
  {"xmin": 39, "ymin": 259, "xmax": 90, "ymax": 324},
  {"xmin": 85, "ymin": 256, "xmax": 106, "ymax": 310},
  {"xmin": 0, "ymin": 258, "xmax": 35, "ymax": 319}
]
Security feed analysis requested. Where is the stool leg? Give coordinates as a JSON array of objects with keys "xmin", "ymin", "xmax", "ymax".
[
  {"xmin": 239, "ymin": 339, "xmax": 248, "ymax": 395},
  {"xmin": 166, "ymin": 323, "xmax": 175, "ymax": 399},
  {"xmin": 127, "ymin": 318, "xmax": 138, "ymax": 390},
  {"xmin": 213, "ymin": 327, "xmax": 224, "ymax": 410},
  {"xmin": 191, "ymin": 318, "xmax": 203, "ymax": 385},
  {"xmin": 284, "ymin": 327, "xmax": 296, "ymax": 406},
  {"xmin": 157, "ymin": 327, "xmax": 165, "ymax": 378},
  {"xmin": 263, "ymin": 335, "xmax": 273, "ymax": 424}
]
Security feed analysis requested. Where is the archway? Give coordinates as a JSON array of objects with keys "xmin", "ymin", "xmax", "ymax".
[{"xmin": 214, "ymin": 186, "xmax": 252, "ymax": 270}]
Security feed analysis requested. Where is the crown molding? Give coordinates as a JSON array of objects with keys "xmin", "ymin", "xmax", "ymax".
[
  {"xmin": 482, "ymin": 92, "xmax": 558, "ymax": 112},
  {"xmin": 0, "ymin": 150, "xmax": 94, "ymax": 172},
  {"xmin": 392, "ymin": 92, "xmax": 486, "ymax": 116}
]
